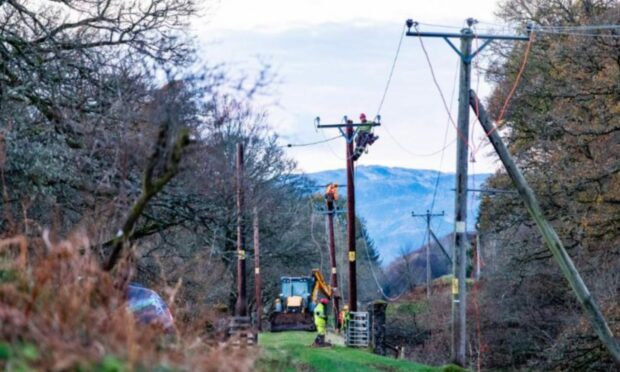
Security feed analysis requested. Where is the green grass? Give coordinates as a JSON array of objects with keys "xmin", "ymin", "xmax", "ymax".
[{"xmin": 257, "ymin": 332, "xmax": 462, "ymax": 372}]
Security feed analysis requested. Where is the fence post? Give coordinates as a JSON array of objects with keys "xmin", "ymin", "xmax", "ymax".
[{"xmin": 368, "ymin": 300, "xmax": 388, "ymax": 355}]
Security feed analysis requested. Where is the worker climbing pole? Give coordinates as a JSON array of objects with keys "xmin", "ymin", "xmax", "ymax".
[{"xmin": 316, "ymin": 115, "xmax": 381, "ymax": 311}]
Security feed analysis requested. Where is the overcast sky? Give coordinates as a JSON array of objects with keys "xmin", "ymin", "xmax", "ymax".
[{"xmin": 193, "ymin": 0, "xmax": 510, "ymax": 174}]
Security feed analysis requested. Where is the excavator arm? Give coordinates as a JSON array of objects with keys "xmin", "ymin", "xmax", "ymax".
[{"xmin": 311, "ymin": 269, "xmax": 333, "ymax": 303}]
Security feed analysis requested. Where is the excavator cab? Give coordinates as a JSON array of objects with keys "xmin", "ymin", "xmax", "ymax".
[
  {"xmin": 270, "ymin": 269, "xmax": 334, "ymax": 332},
  {"xmin": 280, "ymin": 276, "xmax": 314, "ymax": 313}
]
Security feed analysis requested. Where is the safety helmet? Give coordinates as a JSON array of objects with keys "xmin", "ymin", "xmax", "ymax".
[
  {"xmin": 343, "ymin": 304, "xmax": 349, "ymax": 310},
  {"xmin": 359, "ymin": 113, "xmax": 367, "ymax": 120},
  {"xmin": 320, "ymin": 298, "xmax": 329, "ymax": 305}
]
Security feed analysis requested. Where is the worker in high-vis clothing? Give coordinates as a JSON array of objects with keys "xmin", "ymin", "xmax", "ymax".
[
  {"xmin": 338, "ymin": 304, "xmax": 350, "ymax": 334},
  {"xmin": 313, "ymin": 298, "xmax": 329, "ymax": 346},
  {"xmin": 352, "ymin": 113, "xmax": 379, "ymax": 161},
  {"xmin": 325, "ymin": 183, "xmax": 338, "ymax": 211}
]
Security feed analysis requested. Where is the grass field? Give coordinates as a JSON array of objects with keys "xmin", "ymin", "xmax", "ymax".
[{"xmin": 256, "ymin": 332, "xmax": 463, "ymax": 372}]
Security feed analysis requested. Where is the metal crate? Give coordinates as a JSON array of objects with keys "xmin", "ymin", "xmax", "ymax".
[{"xmin": 345, "ymin": 311, "xmax": 369, "ymax": 347}]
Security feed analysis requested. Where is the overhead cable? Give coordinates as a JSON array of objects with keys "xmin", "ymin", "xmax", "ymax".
[
  {"xmin": 376, "ymin": 25, "xmax": 406, "ymax": 117},
  {"xmin": 284, "ymin": 135, "xmax": 341, "ymax": 148}
]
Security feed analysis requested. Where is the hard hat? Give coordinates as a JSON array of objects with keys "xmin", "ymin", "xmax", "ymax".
[
  {"xmin": 343, "ymin": 305, "xmax": 349, "ymax": 310},
  {"xmin": 359, "ymin": 113, "xmax": 367, "ymax": 120},
  {"xmin": 320, "ymin": 298, "xmax": 329, "ymax": 304}
]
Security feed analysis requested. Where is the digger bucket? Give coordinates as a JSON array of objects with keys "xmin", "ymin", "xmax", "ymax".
[{"xmin": 269, "ymin": 312, "xmax": 316, "ymax": 332}]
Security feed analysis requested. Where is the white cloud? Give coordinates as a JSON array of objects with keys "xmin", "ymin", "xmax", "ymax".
[
  {"xmin": 194, "ymin": 1, "xmax": 510, "ymax": 174},
  {"xmin": 197, "ymin": 0, "xmax": 501, "ymax": 32}
]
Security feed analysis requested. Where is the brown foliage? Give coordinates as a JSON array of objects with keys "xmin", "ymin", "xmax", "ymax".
[
  {"xmin": 477, "ymin": 1, "xmax": 620, "ymax": 369},
  {"xmin": 0, "ymin": 233, "xmax": 255, "ymax": 371}
]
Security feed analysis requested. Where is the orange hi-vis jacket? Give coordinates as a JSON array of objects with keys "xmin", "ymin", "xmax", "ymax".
[{"xmin": 325, "ymin": 184, "xmax": 338, "ymax": 201}]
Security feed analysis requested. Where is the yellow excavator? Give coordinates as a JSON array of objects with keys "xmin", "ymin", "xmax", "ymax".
[{"xmin": 269, "ymin": 269, "xmax": 333, "ymax": 332}]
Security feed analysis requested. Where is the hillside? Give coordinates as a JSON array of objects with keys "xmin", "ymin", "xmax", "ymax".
[{"xmin": 308, "ymin": 166, "xmax": 489, "ymax": 263}]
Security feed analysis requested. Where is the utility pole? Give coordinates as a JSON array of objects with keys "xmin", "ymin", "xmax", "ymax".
[
  {"xmin": 453, "ymin": 25, "xmax": 472, "ymax": 367},
  {"xmin": 345, "ymin": 123, "xmax": 357, "ymax": 311},
  {"xmin": 253, "ymin": 206, "xmax": 262, "ymax": 331},
  {"xmin": 316, "ymin": 116, "xmax": 381, "ymax": 312},
  {"xmin": 470, "ymin": 90, "xmax": 620, "ymax": 366},
  {"xmin": 235, "ymin": 143, "xmax": 247, "ymax": 317},
  {"xmin": 325, "ymin": 195, "xmax": 341, "ymax": 326},
  {"xmin": 412, "ymin": 210, "xmax": 445, "ymax": 298},
  {"xmin": 405, "ymin": 18, "xmax": 529, "ymax": 367},
  {"xmin": 475, "ymin": 225, "xmax": 481, "ymax": 280}
]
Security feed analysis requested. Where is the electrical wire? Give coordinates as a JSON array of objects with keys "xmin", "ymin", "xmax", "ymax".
[
  {"xmin": 376, "ymin": 25, "xmax": 406, "ymax": 116},
  {"xmin": 470, "ymin": 25, "xmax": 483, "ymax": 164},
  {"xmin": 357, "ymin": 211, "xmax": 408, "ymax": 302},
  {"xmin": 531, "ymin": 24, "xmax": 620, "ymax": 30},
  {"xmin": 430, "ymin": 58, "xmax": 460, "ymax": 216},
  {"xmin": 477, "ymin": 20, "xmax": 620, "ymax": 36},
  {"xmin": 414, "ymin": 25, "xmax": 476, "ymax": 153},
  {"xmin": 535, "ymin": 29, "xmax": 620, "ymax": 38},
  {"xmin": 319, "ymin": 129, "xmax": 345, "ymax": 161},
  {"xmin": 284, "ymin": 135, "xmax": 341, "ymax": 148},
  {"xmin": 472, "ymin": 31, "xmax": 536, "ymax": 155},
  {"xmin": 371, "ymin": 23, "xmax": 461, "ymax": 159}
]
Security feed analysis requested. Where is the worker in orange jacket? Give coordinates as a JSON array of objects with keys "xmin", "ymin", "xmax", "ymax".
[{"xmin": 325, "ymin": 183, "xmax": 338, "ymax": 211}]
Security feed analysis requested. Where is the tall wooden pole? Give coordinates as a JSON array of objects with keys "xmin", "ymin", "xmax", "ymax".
[
  {"xmin": 405, "ymin": 18, "xmax": 530, "ymax": 366},
  {"xmin": 452, "ymin": 27, "xmax": 473, "ymax": 367},
  {"xmin": 470, "ymin": 90, "xmax": 620, "ymax": 366},
  {"xmin": 326, "ymin": 203, "xmax": 341, "ymax": 326},
  {"xmin": 425, "ymin": 212, "xmax": 432, "ymax": 298},
  {"xmin": 346, "ymin": 123, "xmax": 357, "ymax": 312},
  {"xmin": 253, "ymin": 206, "xmax": 262, "ymax": 330},
  {"xmin": 235, "ymin": 143, "xmax": 247, "ymax": 317},
  {"xmin": 317, "ymin": 117, "xmax": 380, "ymax": 312}
]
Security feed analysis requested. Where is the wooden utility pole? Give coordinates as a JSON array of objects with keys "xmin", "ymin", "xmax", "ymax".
[
  {"xmin": 235, "ymin": 143, "xmax": 247, "ymax": 317},
  {"xmin": 253, "ymin": 206, "xmax": 262, "ymax": 331},
  {"xmin": 316, "ymin": 116, "xmax": 381, "ymax": 313},
  {"xmin": 405, "ymin": 18, "xmax": 529, "ymax": 367},
  {"xmin": 326, "ymin": 200, "xmax": 341, "ymax": 325},
  {"xmin": 345, "ymin": 123, "xmax": 357, "ymax": 311},
  {"xmin": 412, "ymin": 210, "xmax": 445, "ymax": 298},
  {"xmin": 470, "ymin": 90, "xmax": 620, "ymax": 365},
  {"xmin": 453, "ymin": 27, "xmax": 472, "ymax": 366}
]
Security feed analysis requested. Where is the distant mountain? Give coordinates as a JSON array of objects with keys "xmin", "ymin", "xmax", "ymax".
[{"xmin": 307, "ymin": 165, "xmax": 490, "ymax": 264}]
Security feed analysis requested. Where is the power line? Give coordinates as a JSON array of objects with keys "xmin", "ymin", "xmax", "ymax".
[
  {"xmin": 284, "ymin": 135, "xmax": 341, "ymax": 148},
  {"xmin": 371, "ymin": 22, "xmax": 462, "ymax": 160},
  {"xmin": 472, "ymin": 31, "xmax": 536, "ymax": 154},
  {"xmin": 318, "ymin": 129, "xmax": 345, "ymax": 160},
  {"xmin": 414, "ymin": 25, "xmax": 476, "ymax": 153},
  {"xmin": 532, "ymin": 24, "xmax": 620, "ymax": 30},
  {"xmin": 430, "ymin": 58, "xmax": 460, "ymax": 216},
  {"xmin": 535, "ymin": 29, "xmax": 620, "ymax": 38},
  {"xmin": 376, "ymin": 25, "xmax": 406, "ymax": 116},
  {"xmin": 359, "ymin": 218, "xmax": 408, "ymax": 302}
]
